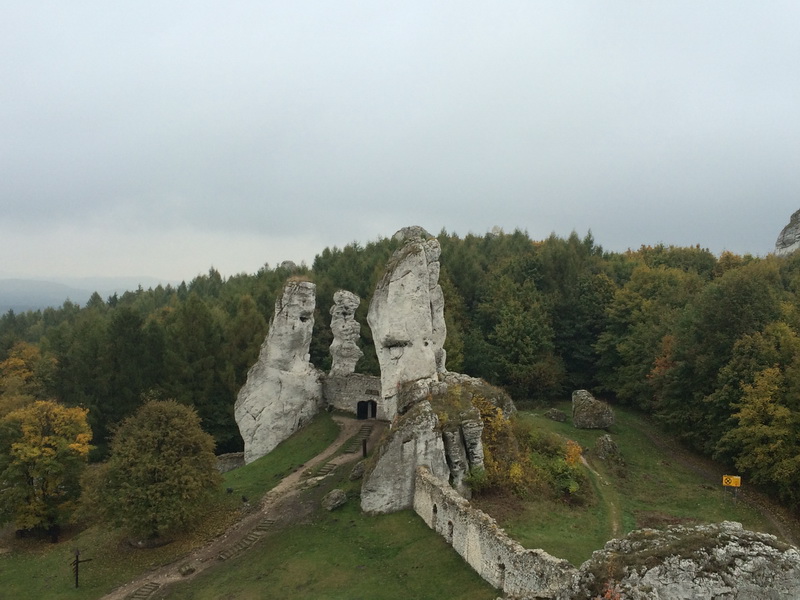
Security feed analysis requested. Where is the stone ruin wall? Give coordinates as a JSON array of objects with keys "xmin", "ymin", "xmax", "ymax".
[
  {"xmin": 322, "ymin": 373, "xmax": 382, "ymax": 415},
  {"xmin": 413, "ymin": 466, "xmax": 576, "ymax": 599}
]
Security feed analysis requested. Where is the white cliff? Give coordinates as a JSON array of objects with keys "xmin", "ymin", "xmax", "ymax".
[{"xmin": 367, "ymin": 227, "xmax": 446, "ymax": 421}]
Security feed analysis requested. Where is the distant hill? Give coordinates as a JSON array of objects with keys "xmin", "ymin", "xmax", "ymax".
[{"xmin": 0, "ymin": 277, "xmax": 176, "ymax": 313}]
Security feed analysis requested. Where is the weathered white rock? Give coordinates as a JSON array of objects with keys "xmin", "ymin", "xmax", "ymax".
[
  {"xmin": 568, "ymin": 521, "xmax": 800, "ymax": 600},
  {"xmin": 360, "ymin": 400, "xmax": 450, "ymax": 514},
  {"xmin": 329, "ymin": 290, "xmax": 363, "ymax": 376},
  {"xmin": 367, "ymin": 227, "xmax": 446, "ymax": 421},
  {"xmin": 776, "ymin": 209, "xmax": 800, "ymax": 256},
  {"xmin": 572, "ymin": 389, "xmax": 614, "ymax": 430},
  {"xmin": 234, "ymin": 280, "xmax": 323, "ymax": 464}
]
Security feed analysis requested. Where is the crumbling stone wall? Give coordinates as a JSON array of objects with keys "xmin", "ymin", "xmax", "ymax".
[
  {"xmin": 323, "ymin": 373, "xmax": 382, "ymax": 415},
  {"xmin": 413, "ymin": 466, "xmax": 575, "ymax": 599}
]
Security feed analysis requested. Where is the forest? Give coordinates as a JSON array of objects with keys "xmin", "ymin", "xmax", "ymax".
[{"xmin": 2, "ymin": 229, "xmax": 799, "ymax": 511}]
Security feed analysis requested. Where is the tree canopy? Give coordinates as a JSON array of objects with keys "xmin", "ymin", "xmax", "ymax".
[{"xmin": 91, "ymin": 399, "xmax": 221, "ymax": 539}]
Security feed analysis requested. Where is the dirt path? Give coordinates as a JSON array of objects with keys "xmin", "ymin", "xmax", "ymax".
[
  {"xmin": 102, "ymin": 416, "xmax": 385, "ymax": 600},
  {"xmin": 581, "ymin": 456, "xmax": 622, "ymax": 539}
]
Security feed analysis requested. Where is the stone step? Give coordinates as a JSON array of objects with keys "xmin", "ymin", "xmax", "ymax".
[
  {"xmin": 218, "ymin": 518, "xmax": 277, "ymax": 561},
  {"xmin": 254, "ymin": 518, "xmax": 276, "ymax": 532},
  {"xmin": 126, "ymin": 581, "xmax": 160, "ymax": 599},
  {"xmin": 317, "ymin": 463, "xmax": 337, "ymax": 475},
  {"xmin": 343, "ymin": 425, "xmax": 374, "ymax": 453}
]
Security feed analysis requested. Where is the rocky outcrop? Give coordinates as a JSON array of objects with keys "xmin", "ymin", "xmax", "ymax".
[
  {"xmin": 234, "ymin": 280, "xmax": 323, "ymax": 464},
  {"xmin": 776, "ymin": 209, "xmax": 800, "ymax": 256},
  {"xmin": 321, "ymin": 489, "xmax": 348, "ymax": 511},
  {"xmin": 367, "ymin": 227, "xmax": 446, "ymax": 421},
  {"xmin": 361, "ymin": 373, "xmax": 513, "ymax": 512},
  {"xmin": 329, "ymin": 290, "xmax": 363, "ymax": 375},
  {"xmin": 569, "ymin": 521, "xmax": 800, "ymax": 599},
  {"xmin": 572, "ymin": 389, "xmax": 614, "ymax": 430},
  {"xmin": 360, "ymin": 400, "xmax": 450, "ymax": 514}
]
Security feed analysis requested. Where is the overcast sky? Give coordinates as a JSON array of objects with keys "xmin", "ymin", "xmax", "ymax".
[{"xmin": 2, "ymin": 2, "xmax": 798, "ymax": 281}]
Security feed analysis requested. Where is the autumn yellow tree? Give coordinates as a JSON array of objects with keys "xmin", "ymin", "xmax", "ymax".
[
  {"xmin": 0, "ymin": 400, "xmax": 92, "ymax": 542},
  {"xmin": 0, "ymin": 341, "xmax": 52, "ymax": 417}
]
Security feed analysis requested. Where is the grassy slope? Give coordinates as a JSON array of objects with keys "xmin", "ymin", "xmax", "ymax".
[
  {"xmin": 0, "ymin": 412, "xmax": 340, "ymax": 600},
  {"xmin": 160, "ymin": 497, "xmax": 496, "ymax": 600},
  {"xmin": 492, "ymin": 404, "xmax": 775, "ymax": 566}
]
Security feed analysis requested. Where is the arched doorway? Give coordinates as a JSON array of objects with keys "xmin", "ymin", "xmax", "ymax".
[{"xmin": 357, "ymin": 400, "xmax": 378, "ymax": 420}]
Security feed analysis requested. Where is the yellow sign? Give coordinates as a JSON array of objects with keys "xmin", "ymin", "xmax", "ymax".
[{"xmin": 722, "ymin": 475, "xmax": 741, "ymax": 488}]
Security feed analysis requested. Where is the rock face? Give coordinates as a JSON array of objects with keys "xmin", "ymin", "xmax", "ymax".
[
  {"xmin": 234, "ymin": 280, "xmax": 323, "ymax": 464},
  {"xmin": 361, "ymin": 374, "xmax": 512, "ymax": 513},
  {"xmin": 776, "ymin": 209, "xmax": 800, "ymax": 256},
  {"xmin": 569, "ymin": 521, "xmax": 800, "ymax": 600},
  {"xmin": 329, "ymin": 290, "xmax": 363, "ymax": 375},
  {"xmin": 360, "ymin": 400, "xmax": 450, "ymax": 514},
  {"xmin": 367, "ymin": 227, "xmax": 446, "ymax": 421},
  {"xmin": 572, "ymin": 389, "xmax": 614, "ymax": 430}
]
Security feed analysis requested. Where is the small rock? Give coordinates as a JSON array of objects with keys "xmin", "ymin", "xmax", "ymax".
[
  {"xmin": 595, "ymin": 434, "xmax": 623, "ymax": 463},
  {"xmin": 349, "ymin": 460, "xmax": 366, "ymax": 481},
  {"xmin": 544, "ymin": 408, "xmax": 567, "ymax": 422},
  {"xmin": 322, "ymin": 489, "xmax": 348, "ymax": 511}
]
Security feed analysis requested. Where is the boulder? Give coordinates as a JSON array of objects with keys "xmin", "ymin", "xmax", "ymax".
[
  {"xmin": 572, "ymin": 389, "xmax": 614, "ymax": 430},
  {"xmin": 569, "ymin": 521, "xmax": 800, "ymax": 600},
  {"xmin": 544, "ymin": 408, "xmax": 567, "ymax": 422},
  {"xmin": 349, "ymin": 460, "xmax": 366, "ymax": 481},
  {"xmin": 595, "ymin": 434, "xmax": 623, "ymax": 463},
  {"xmin": 329, "ymin": 290, "xmax": 363, "ymax": 376},
  {"xmin": 776, "ymin": 209, "xmax": 800, "ymax": 256},
  {"xmin": 367, "ymin": 227, "xmax": 446, "ymax": 421},
  {"xmin": 234, "ymin": 280, "xmax": 324, "ymax": 464},
  {"xmin": 321, "ymin": 489, "xmax": 348, "ymax": 511}
]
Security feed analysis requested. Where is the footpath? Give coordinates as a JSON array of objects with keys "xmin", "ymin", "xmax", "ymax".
[{"xmin": 103, "ymin": 415, "xmax": 385, "ymax": 600}]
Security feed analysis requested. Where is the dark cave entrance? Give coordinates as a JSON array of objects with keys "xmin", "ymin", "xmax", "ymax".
[{"xmin": 357, "ymin": 400, "xmax": 377, "ymax": 420}]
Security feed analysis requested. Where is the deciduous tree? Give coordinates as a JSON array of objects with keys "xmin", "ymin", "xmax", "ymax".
[
  {"xmin": 94, "ymin": 399, "xmax": 221, "ymax": 539},
  {"xmin": 0, "ymin": 400, "xmax": 92, "ymax": 541}
]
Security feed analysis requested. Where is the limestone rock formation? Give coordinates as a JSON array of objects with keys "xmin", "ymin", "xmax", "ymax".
[
  {"xmin": 361, "ymin": 373, "xmax": 513, "ymax": 512},
  {"xmin": 776, "ymin": 209, "xmax": 800, "ymax": 256},
  {"xmin": 234, "ymin": 280, "xmax": 323, "ymax": 464},
  {"xmin": 568, "ymin": 521, "xmax": 800, "ymax": 600},
  {"xmin": 329, "ymin": 290, "xmax": 363, "ymax": 375},
  {"xmin": 367, "ymin": 227, "xmax": 446, "ymax": 421},
  {"xmin": 360, "ymin": 400, "xmax": 450, "ymax": 514},
  {"xmin": 572, "ymin": 389, "xmax": 614, "ymax": 430}
]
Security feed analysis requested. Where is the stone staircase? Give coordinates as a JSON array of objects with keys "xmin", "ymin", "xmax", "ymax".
[
  {"xmin": 217, "ymin": 517, "xmax": 277, "ymax": 561},
  {"xmin": 342, "ymin": 424, "xmax": 374, "ymax": 454},
  {"xmin": 125, "ymin": 581, "xmax": 160, "ymax": 599}
]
